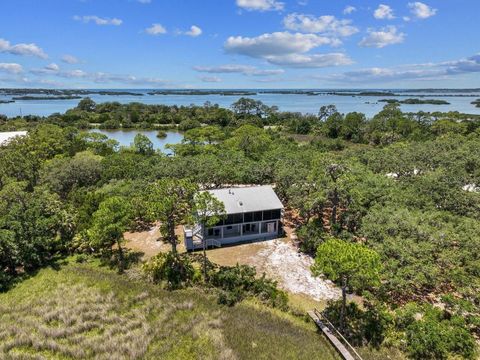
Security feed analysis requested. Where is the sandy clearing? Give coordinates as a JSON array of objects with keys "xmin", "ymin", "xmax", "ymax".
[
  {"xmin": 207, "ymin": 238, "xmax": 340, "ymax": 302},
  {"xmin": 256, "ymin": 239, "xmax": 341, "ymax": 301},
  {"xmin": 125, "ymin": 224, "xmax": 341, "ymax": 302},
  {"xmin": 124, "ymin": 223, "xmax": 186, "ymax": 259}
]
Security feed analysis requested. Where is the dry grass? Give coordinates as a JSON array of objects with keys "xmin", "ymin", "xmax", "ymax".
[{"xmin": 0, "ymin": 259, "xmax": 340, "ymax": 360}]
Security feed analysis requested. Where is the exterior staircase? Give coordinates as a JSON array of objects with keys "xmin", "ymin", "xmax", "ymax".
[{"xmin": 185, "ymin": 224, "xmax": 222, "ymax": 250}]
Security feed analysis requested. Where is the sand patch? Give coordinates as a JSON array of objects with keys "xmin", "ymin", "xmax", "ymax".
[{"xmin": 256, "ymin": 239, "xmax": 341, "ymax": 301}]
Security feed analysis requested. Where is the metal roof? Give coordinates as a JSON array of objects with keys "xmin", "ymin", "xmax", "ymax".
[{"xmin": 207, "ymin": 185, "xmax": 283, "ymax": 214}]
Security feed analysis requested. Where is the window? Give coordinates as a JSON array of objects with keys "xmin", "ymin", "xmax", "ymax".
[
  {"xmin": 263, "ymin": 209, "xmax": 281, "ymax": 221},
  {"xmin": 272, "ymin": 209, "xmax": 281, "ymax": 219},
  {"xmin": 253, "ymin": 211, "xmax": 263, "ymax": 221},
  {"xmin": 244, "ymin": 212, "xmax": 253, "ymax": 222},
  {"xmin": 225, "ymin": 213, "xmax": 243, "ymax": 225},
  {"xmin": 263, "ymin": 210, "xmax": 272, "ymax": 220}
]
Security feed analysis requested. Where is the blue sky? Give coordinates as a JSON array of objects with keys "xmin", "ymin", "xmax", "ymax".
[{"xmin": 0, "ymin": 0, "xmax": 479, "ymax": 88}]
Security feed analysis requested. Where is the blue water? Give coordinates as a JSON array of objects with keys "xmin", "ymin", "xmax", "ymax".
[
  {"xmin": 1, "ymin": 89, "xmax": 479, "ymax": 118},
  {"xmin": 91, "ymin": 129, "xmax": 183, "ymax": 154}
]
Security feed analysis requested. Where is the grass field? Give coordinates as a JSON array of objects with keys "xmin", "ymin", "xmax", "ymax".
[{"xmin": 0, "ymin": 259, "xmax": 340, "ymax": 360}]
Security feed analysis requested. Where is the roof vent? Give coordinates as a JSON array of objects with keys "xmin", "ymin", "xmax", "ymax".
[{"xmin": 238, "ymin": 201, "xmax": 243, "ymax": 206}]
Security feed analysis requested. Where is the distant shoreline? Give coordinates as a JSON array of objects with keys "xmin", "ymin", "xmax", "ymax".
[{"xmin": 1, "ymin": 88, "xmax": 480, "ymax": 98}]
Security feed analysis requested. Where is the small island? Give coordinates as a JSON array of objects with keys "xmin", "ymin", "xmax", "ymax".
[
  {"xmin": 472, "ymin": 99, "xmax": 480, "ymax": 108},
  {"xmin": 379, "ymin": 98, "xmax": 450, "ymax": 105},
  {"xmin": 147, "ymin": 90, "xmax": 257, "ymax": 96},
  {"xmin": 156, "ymin": 130, "xmax": 167, "ymax": 138},
  {"xmin": 258, "ymin": 90, "xmax": 320, "ymax": 96},
  {"xmin": 12, "ymin": 95, "xmax": 83, "ymax": 101},
  {"xmin": 0, "ymin": 89, "xmax": 143, "ymax": 97},
  {"xmin": 0, "ymin": 99, "xmax": 15, "ymax": 104},
  {"xmin": 326, "ymin": 91, "xmax": 396, "ymax": 97}
]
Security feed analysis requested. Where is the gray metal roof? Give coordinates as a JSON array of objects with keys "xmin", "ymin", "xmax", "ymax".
[{"xmin": 207, "ymin": 185, "xmax": 283, "ymax": 214}]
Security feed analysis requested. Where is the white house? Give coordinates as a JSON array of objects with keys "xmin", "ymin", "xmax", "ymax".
[
  {"xmin": 184, "ymin": 185, "xmax": 284, "ymax": 251},
  {"xmin": 0, "ymin": 131, "xmax": 27, "ymax": 146}
]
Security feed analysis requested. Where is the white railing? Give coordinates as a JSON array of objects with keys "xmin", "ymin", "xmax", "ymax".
[{"xmin": 207, "ymin": 239, "xmax": 222, "ymax": 248}]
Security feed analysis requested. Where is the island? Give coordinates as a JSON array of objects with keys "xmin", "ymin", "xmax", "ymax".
[
  {"xmin": 0, "ymin": 89, "xmax": 143, "ymax": 97},
  {"xmin": 326, "ymin": 91, "xmax": 396, "ymax": 97},
  {"xmin": 472, "ymin": 99, "xmax": 480, "ymax": 108},
  {"xmin": 12, "ymin": 95, "xmax": 83, "ymax": 101},
  {"xmin": 379, "ymin": 98, "xmax": 450, "ymax": 105},
  {"xmin": 147, "ymin": 90, "xmax": 257, "ymax": 96}
]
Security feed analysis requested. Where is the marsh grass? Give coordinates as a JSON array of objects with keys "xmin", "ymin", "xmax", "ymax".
[{"xmin": 0, "ymin": 260, "xmax": 339, "ymax": 359}]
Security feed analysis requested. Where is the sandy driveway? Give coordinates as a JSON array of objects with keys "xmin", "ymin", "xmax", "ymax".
[{"xmin": 207, "ymin": 238, "xmax": 340, "ymax": 302}]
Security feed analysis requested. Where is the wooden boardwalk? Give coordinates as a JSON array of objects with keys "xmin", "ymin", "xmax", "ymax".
[{"xmin": 308, "ymin": 310, "xmax": 360, "ymax": 360}]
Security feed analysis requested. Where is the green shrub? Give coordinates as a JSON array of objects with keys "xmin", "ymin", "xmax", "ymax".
[
  {"xmin": 156, "ymin": 130, "xmax": 167, "ymax": 138},
  {"xmin": 99, "ymin": 119, "xmax": 120, "ymax": 129},
  {"xmin": 399, "ymin": 304, "xmax": 477, "ymax": 360},
  {"xmin": 178, "ymin": 119, "xmax": 201, "ymax": 131},
  {"xmin": 142, "ymin": 251, "xmax": 196, "ymax": 289},
  {"xmin": 209, "ymin": 264, "xmax": 288, "ymax": 309}
]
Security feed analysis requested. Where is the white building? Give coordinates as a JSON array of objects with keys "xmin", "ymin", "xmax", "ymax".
[
  {"xmin": 0, "ymin": 131, "xmax": 27, "ymax": 146},
  {"xmin": 184, "ymin": 185, "xmax": 284, "ymax": 251}
]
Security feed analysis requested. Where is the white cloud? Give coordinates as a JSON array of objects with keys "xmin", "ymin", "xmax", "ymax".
[
  {"xmin": 253, "ymin": 77, "xmax": 285, "ymax": 83},
  {"xmin": 199, "ymin": 76, "xmax": 222, "ymax": 83},
  {"xmin": 137, "ymin": 0, "xmax": 151, "ymax": 3},
  {"xmin": 323, "ymin": 67, "xmax": 441, "ymax": 83},
  {"xmin": 145, "ymin": 23, "xmax": 167, "ymax": 35},
  {"xmin": 319, "ymin": 53, "xmax": 480, "ymax": 84},
  {"xmin": 359, "ymin": 26, "xmax": 405, "ymax": 48},
  {"xmin": 408, "ymin": 2, "xmax": 437, "ymax": 19},
  {"xmin": 45, "ymin": 63, "xmax": 60, "ymax": 72},
  {"xmin": 91, "ymin": 72, "xmax": 169, "ymax": 85},
  {"xmin": 343, "ymin": 6, "xmax": 356, "ymax": 15},
  {"xmin": 73, "ymin": 15, "xmax": 122, "ymax": 26},
  {"xmin": 283, "ymin": 14, "xmax": 358, "ymax": 37},
  {"xmin": 62, "ymin": 69, "xmax": 89, "ymax": 78},
  {"xmin": 374, "ymin": 4, "xmax": 395, "ymax": 19},
  {"xmin": 265, "ymin": 53, "xmax": 353, "ymax": 68},
  {"xmin": 236, "ymin": 0, "xmax": 284, "ymax": 12},
  {"xmin": 61, "ymin": 54, "xmax": 79, "ymax": 64},
  {"xmin": 225, "ymin": 32, "xmax": 335, "ymax": 58},
  {"xmin": 0, "ymin": 63, "xmax": 23, "ymax": 74},
  {"xmin": 0, "ymin": 38, "xmax": 48, "ymax": 59},
  {"xmin": 28, "ymin": 64, "xmax": 171, "ymax": 86},
  {"xmin": 443, "ymin": 54, "xmax": 480, "ymax": 74},
  {"xmin": 184, "ymin": 25, "xmax": 202, "ymax": 37},
  {"xmin": 224, "ymin": 31, "xmax": 353, "ymax": 68},
  {"xmin": 194, "ymin": 64, "xmax": 284, "ymax": 76}
]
